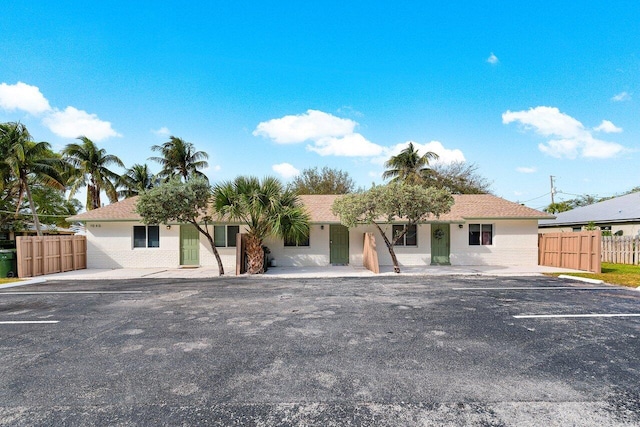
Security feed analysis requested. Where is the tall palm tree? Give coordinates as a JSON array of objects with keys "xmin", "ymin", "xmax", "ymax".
[
  {"xmin": 213, "ymin": 176, "xmax": 310, "ymax": 274},
  {"xmin": 382, "ymin": 142, "xmax": 439, "ymax": 185},
  {"xmin": 149, "ymin": 136, "xmax": 209, "ymax": 182},
  {"xmin": 117, "ymin": 164, "xmax": 158, "ymax": 198},
  {"xmin": 0, "ymin": 122, "xmax": 64, "ymax": 236},
  {"xmin": 62, "ymin": 136, "xmax": 124, "ymax": 210}
]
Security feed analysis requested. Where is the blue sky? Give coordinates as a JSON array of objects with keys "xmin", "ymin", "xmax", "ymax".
[{"xmin": 1, "ymin": 1, "xmax": 638, "ymax": 210}]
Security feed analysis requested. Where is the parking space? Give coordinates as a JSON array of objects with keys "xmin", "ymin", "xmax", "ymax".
[{"xmin": 1, "ymin": 275, "xmax": 639, "ymax": 426}]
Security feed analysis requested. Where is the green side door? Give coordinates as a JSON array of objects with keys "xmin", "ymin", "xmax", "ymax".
[
  {"xmin": 430, "ymin": 224, "xmax": 450, "ymax": 265},
  {"xmin": 330, "ymin": 224, "xmax": 349, "ymax": 265},
  {"xmin": 180, "ymin": 224, "xmax": 200, "ymax": 266}
]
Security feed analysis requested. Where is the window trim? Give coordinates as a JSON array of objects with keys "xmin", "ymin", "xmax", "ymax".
[
  {"xmin": 133, "ymin": 225, "xmax": 160, "ymax": 248},
  {"xmin": 469, "ymin": 223, "xmax": 493, "ymax": 246},
  {"xmin": 392, "ymin": 224, "xmax": 418, "ymax": 247},
  {"xmin": 214, "ymin": 225, "xmax": 240, "ymax": 247}
]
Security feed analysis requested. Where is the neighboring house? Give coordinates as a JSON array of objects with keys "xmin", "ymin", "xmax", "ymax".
[
  {"xmin": 539, "ymin": 192, "xmax": 640, "ymax": 236},
  {"xmin": 67, "ymin": 194, "xmax": 552, "ymax": 272}
]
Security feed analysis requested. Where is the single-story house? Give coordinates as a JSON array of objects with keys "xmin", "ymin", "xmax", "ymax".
[
  {"xmin": 67, "ymin": 194, "xmax": 553, "ymax": 273},
  {"xmin": 539, "ymin": 192, "xmax": 640, "ymax": 236}
]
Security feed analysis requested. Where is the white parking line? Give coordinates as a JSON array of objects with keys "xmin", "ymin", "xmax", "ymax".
[
  {"xmin": 514, "ymin": 314, "xmax": 640, "ymax": 319},
  {"xmin": 0, "ymin": 291, "xmax": 150, "ymax": 295},
  {"xmin": 453, "ymin": 287, "xmax": 615, "ymax": 291},
  {"xmin": 0, "ymin": 320, "xmax": 59, "ymax": 324}
]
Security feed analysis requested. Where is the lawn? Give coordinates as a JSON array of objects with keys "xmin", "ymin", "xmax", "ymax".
[{"xmin": 549, "ymin": 262, "xmax": 640, "ymax": 288}]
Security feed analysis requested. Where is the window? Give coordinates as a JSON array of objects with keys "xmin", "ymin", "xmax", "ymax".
[
  {"xmin": 469, "ymin": 224, "xmax": 492, "ymax": 245},
  {"xmin": 393, "ymin": 224, "xmax": 417, "ymax": 246},
  {"xmin": 133, "ymin": 225, "xmax": 160, "ymax": 248},
  {"xmin": 214, "ymin": 225, "xmax": 239, "ymax": 247},
  {"xmin": 284, "ymin": 234, "xmax": 310, "ymax": 247}
]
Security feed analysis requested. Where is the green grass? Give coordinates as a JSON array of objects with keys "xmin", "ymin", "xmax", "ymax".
[{"xmin": 548, "ymin": 262, "xmax": 640, "ymax": 288}]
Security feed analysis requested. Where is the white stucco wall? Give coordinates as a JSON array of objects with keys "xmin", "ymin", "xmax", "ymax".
[
  {"xmin": 451, "ymin": 220, "xmax": 540, "ymax": 266},
  {"xmin": 85, "ymin": 219, "xmax": 541, "ymax": 270},
  {"xmin": 86, "ymin": 222, "xmax": 243, "ymax": 273},
  {"xmin": 85, "ymin": 222, "xmax": 180, "ymax": 269}
]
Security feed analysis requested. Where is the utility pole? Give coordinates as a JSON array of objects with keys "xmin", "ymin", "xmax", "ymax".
[{"xmin": 550, "ymin": 175, "xmax": 555, "ymax": 204}]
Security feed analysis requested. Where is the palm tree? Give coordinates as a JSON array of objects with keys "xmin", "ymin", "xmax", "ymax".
[
  {"xmin": 117, "ymin": 164, "xmax": 158, "ymax": 198},
  {"xmin": 382, "ymin": 142, "xmax": 439, "ymax": 185},
  {"xmin": 62, "ymin": 136, "xmax": 124, "ymax": 210},
  {"xmin": 149, "ymin": 136, "xmax": 209, "ymax": 182},
  {"xmin": 213, "ymin": 176, "xmax": 310, "ymax": 274},
  {"xmin": 0, "ymin": 122, "xmax": 64, "ymax": 236}
]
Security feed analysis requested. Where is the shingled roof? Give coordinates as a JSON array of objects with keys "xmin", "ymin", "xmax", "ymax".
[{"xmin": 68, "ymin": 193, "xmax": 552, "ymax": 223}]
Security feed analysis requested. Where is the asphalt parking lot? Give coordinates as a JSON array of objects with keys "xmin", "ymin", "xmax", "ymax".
[{"xmin": 1, "ymin": 275, "xmax": 639, "ymax": 426}]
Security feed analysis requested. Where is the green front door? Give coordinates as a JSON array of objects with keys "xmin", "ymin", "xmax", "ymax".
[
  {"xmin": 431, "ymin": 224, "xmax": 450, "ymax": 265},
  {"xmin": 330, "ymin": 224, "xmax": 349, "ymax": 265},
  {"xmin": 180, "ymin": 224, "xmax": 200, "ymax": 266}
]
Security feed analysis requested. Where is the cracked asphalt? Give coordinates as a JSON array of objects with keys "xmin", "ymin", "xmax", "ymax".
[{"xmin": 1, "ymin": 275, "xmax": 639, "ymax": 426}]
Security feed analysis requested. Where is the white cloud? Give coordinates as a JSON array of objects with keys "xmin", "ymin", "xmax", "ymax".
[
  {"xmin": 255, "ymin": 109, "xmax": 385, "ymax": 157},
  {"xmin": 307, "ymin": 133, "xmax": 384, "ymax": 157},
  {"xmin": 0, "ymin": 81, "xmax": 51, "ymax": 115},
  {"xmin": 611, "ymin": 91, "xmax": 631, "ymax": 102},
  {"xmin": 376, "ymin": 140, "xmax": 465, "ymax": 165},
  {"xmin": 593, "ymin": 120, "xmax": 622, "ymax": 133},
  {"xmin": 152, "ymin": 126, "xmax": 171, "ymax": 136},
  {"xmin": 516, "ymin": 167, "xmax": 537, "ymax": 173},
  {"xmin": 272, "ymin": 162, "xmax": 300, "ymax": 179},
  {"xmin": 487, "ymin": 52, "xmax": 499, "ymax": 65},
  {"xmin": 254, "ymin": 109, "xmax": 356, "ymax": 144},
  {"xmin": 42, "ymin": 106, "xmax": 121, "ymax": 141},
  {"xmin": 502, "ymin": 106, "xmax": 624, "ymax": 159},
  {"xmin": 214, "ymin": 165, "xmax": 221, "ymax": 171}
]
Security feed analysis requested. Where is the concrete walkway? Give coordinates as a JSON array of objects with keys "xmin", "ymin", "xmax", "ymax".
[{"xmin": 11, "ymin": 264, "xmax": 585, "ymax": 282}]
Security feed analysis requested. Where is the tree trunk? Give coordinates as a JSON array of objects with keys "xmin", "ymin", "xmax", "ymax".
[
  {"xmin": 24, "ymin": 182, "xmax": 42, "ymax": 237},
  {"xmin": 373, "ymin": 222, "xmax": 400, "ymax": 273},
  {"xmin": 192, "ymin": 222, "xmax": 224, "ymax": 276},
  {"xmin": 245, "ymin": 235, "xmax": 265, "ymax": 274}
]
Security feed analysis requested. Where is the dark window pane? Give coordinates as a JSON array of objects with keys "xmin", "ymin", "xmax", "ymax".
[
  {"xmin": 147, "ymin": 226, "xmax": 160, "ymax": 248},
  {"xmin": 481, "ymin": 224, "xmax": 492, "ymax": 245},
  {"xmin": 284, "ymin": 235, "xmax": 296, "ymax": 247},
  {"xmin": 133, "ymin": 226, "xmax": 146, "ymax": 248},
  {"xmin": 469, "ymin": 224, "xmax": 480, "ymax": 245},
  {"xmin": 214, "ymin": 225, "xmax": 226, "ymax": 247},
  {"xmin": 405, "ymin": 224, "xmax": 417, "ymax": 246},
  {"xmin": 393, "ymin": 225, "xmax": 404, "ymax": 246},
  {"xmin": 227, "ymin": 226, "xmax": 239, "ymax": 248},
  {"xmin": 299, "ymin": 235, "xmax": 310, "ymax": 246}
]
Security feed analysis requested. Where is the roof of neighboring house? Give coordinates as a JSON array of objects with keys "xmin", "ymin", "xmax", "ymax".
[
  {"xmin": 68, "ymin": 193, "xmax": 552, "ymax": 223},
  {"xmin": 539, "ymin": 191, "xmax": 640, "ymax": 227}
]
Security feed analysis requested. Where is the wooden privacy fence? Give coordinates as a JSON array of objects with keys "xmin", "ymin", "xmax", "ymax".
[
  {"xmin": 363, "ymin": 232, "xmax": 380, "ymax": 274},
  {"xmin": 16, "ymin": 236, "xmax": 87, "ymax": 278},
  {"xmin": 602, "ymin": 236, "xmax": 640, "ymax": 265},
  {"xmin": 538, "ymin": 231, "xmax": 601, "ymax": 273}
]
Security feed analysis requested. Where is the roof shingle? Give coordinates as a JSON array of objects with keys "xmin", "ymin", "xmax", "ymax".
[{"xmin": 69, "ymin": 193, "xmax": 552, "ymax": 223}]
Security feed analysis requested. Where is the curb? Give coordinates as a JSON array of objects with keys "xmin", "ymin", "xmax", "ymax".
[
  {"xmin": 558, "ymin": 274, "xmax": 604, "ymax": 285},
  {"xmin": 0, "ymin": 278, "xmax": 47, "ymax": 290}
]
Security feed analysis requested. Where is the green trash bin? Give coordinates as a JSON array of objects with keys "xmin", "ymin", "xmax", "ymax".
[{"xmin": 0, "ymin": 249, "xmax": 17, "ymax": 278}]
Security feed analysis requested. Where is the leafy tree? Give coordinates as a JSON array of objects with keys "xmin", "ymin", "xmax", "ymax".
[
  {"xmin": 213, "ymin": 176, "xmax": 310, "ymax": 274},
  {"xmin": 382, "ymin": 142, "xmax": 438, "ymax": 185},
  {"xmin": 332, "ymin": 183, "xmax": 454, "ymax": 273},
  {"xmin": 289, "ymin": 166, "xmax": 355, "ymax": 194},
  {"xmin": 424, "ymin": 161, "xmax": 492, "ymax": 194},
  {"xmin": 63, "ymin": 136, "xmax": 124, "ymax": 210},
  {"xmin": 150, "ymin": 136, "xmax": 209, "ymax": 182},
  {"xmin": 30, "ymin": 185, "xmax": 82, "ymax": 228},
  {"xmin": 0, "ymin": 122, "xmax": 64, "ymax": 235},
  {"xmin": 136, "ymin": 178, "xmax": 225, "ymax": 275},
  {"xmin": 118, "ymin": 164, "xmax": 158, "ymax": 198},
  {"xmin": 543, "ymin": 201, "xmax": 573, "ymax": 214}
]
